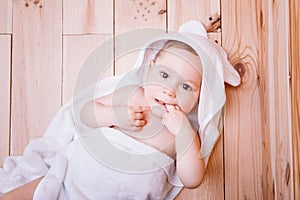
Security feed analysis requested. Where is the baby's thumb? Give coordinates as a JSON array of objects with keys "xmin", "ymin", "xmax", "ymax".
[{"xmin": 135, "ymin": 106, "xmax": 150, "ymax": 112}]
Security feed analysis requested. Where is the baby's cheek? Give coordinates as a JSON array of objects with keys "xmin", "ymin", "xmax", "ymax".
[{"xmin": 178, "ymin": 93, "xmax": 198, "ymax": 113}]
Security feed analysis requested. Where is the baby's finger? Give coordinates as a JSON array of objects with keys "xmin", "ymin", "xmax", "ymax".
[
  {"xmin": 134, "ymin": 112, "xmax": 145, "ymax": 120},
  {"xmin": 134, "ymin": 106, "xmax": 150, "ymax": 113},
  {"xmin": 133, "ymin": 119, "xmax": 147, "ymax": 127},
  {"xmin": 165, "ymin": 104, "xmax": 176, "ymax": 112}
]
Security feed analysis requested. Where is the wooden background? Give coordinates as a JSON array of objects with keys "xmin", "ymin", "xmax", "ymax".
[{"xmin": 0, "ymin": 0, "xmax": 299, "ymax": 199}]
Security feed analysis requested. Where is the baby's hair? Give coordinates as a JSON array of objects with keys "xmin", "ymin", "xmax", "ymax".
[{"xmin": 155, "ymin": 40, "xmax": 198, "ymax": 60}]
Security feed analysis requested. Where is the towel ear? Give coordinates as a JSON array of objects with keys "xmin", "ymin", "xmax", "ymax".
[
  {"xmin": 223, "ymin": 60, "xmax": 241, "ymax": 86},
  {"xmin": 178, "ymin": 20, "xmax": 208, "ymax": 39}
]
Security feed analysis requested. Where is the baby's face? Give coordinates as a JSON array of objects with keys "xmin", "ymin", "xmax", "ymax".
[{"xmin": 144, "ymin": 48, "xmax": 202, "ymax": 114}]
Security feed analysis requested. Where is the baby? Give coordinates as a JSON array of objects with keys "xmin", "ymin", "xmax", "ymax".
[{"xmin": 80, "ymin": 40, "xmax": 205, "ymax": 188}]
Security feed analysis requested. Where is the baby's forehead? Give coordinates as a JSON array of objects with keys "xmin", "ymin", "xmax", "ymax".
[{"xmin": 155, "ymin": 47, "xmax": 202, "ymax": 74}]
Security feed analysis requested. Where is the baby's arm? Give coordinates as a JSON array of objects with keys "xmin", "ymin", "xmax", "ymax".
[
  {"xmin": 80, "ymin": 86, "xmax": 149, "ymax": 131},
  {"xmin": 80, "ymin": 93, "xmax": 115, "ymax": 128},
  {"xmin": 0, "ymin": 177, "xmax": 43, "ymax": 200},
  {"xmin": 163, "ymin": 105, "xmax": 205, "ymax": 188},
  {"xmin": 175, "ymin": 127, "xmax": 205, "ymax": 188}
]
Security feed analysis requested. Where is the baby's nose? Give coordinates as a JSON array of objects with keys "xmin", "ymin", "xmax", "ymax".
[{"xmin": 163, "ymin": 87, "xmax": 176, "ymax": 98}]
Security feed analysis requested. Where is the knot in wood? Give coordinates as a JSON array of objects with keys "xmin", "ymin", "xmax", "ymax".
[
  {"xmin": 158, "ymin": 10, "xmax": 166, "ymax": 15},
  {"xmin": 234, "ymin": 62, "xmax": 246, "ymax": 78},
  {"xmin": 206, "ymin": 16, "xmax": 221, "ymax": 32},
  {"xmin": 285, "ymin": 162, "xmax": 290, "ymax": 185},
  {"xmin": 33, "ymin": 0, "xmax": 40, "ymax": 5}
]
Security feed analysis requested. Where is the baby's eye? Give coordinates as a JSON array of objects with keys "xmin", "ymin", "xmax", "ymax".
[
  {"xmin": 182, "ymin": 83, "xmax": 192, "ymax": 91},
  {"xmin": 160, "ymin": 71, "xmax": 169, "ymax": 79}
]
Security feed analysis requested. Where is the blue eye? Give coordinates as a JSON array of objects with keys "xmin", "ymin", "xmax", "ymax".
[
  {"xmin": 182, "ymin": 83, "xmax": 192, "ymax": 91},
  {"xmin": 160, "ymin": 71, "xmax": 169, "ymax": 79}
]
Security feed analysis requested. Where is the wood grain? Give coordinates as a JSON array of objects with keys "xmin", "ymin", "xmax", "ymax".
[
  {"xmin": 290, "ymin": 0, "xmax": 300, "ymax": 199},
  {"xmin": 63, "ymin": 35, "xmax": 113, "ymax": 103},
  {"xmin": 63, "ymin": 0, "xmax": 112, "ymax": 35},
  {"xmin": 114, "ymin": 0, "xmax": 167, "ymax": 75},
  {"xmin": 115, "ymin": 0, "xmax": 166, "ymax": 33},
  {"xmin": 262, "ymin": 1, "xmax": 292, "ymax": 199},
  {"xmin": 10, "ymin": 0, "xmax": 62, "ymax": 155},
  {"xmin": 222, "ymin": 0, "xmax": 264, "ymax": 199},
  {"xmin": 168, "ymin": 0, "xmax": 220, "ymax": 32},
  {"xmin": 223, "ymin": 0, "xmax": 292, "ymax": 199},
  {"xmin": 0, "ymin": 35, "xmax": 11, "ymax": 166},
  {"xmin": 0, "ymin": 0, "xmax": 12, "ymax": 33}
]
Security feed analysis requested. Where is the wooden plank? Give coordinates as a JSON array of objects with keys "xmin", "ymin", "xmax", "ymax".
[
  {"xmin": 0, "ymin": 35, "xmax": 11, "ymax": 166},
  {"xmin": 264, "ymin": 1, "xmax": 292, "ymax": 198},
  {"xmin": 222, "ymin": 0, "xmax": 263, "ymax": 199},
  {"xmin": 0, "ymin": 0, "xmax": 12, "ymax": 33},
  {"xmin": 168, "ymin": 0, "xmax": 220, "ymax": 32},
  {"xmin": 290, "ymin": 0, "xmax": 300, "ymax": 199},
  {"xmin": 63, "ymin": 0, "xmax": 113, "ymax": 34},
  {"xmin": 114, "ymin": 0, "xmax": 167, "ymax": 75},
  {"xmin": 63, "ymin": 35, "xmax": 113, "ymax": 103},
  {"xmin": 11, "ymin": 0, "xmax": 62, "ymax": 155},
  {"xmin": 223, "ymin": 0, "xmax": 292, "ymax": 199}
]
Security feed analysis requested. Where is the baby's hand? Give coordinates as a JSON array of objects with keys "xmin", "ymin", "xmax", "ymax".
[
  {"xmin": 112, "ymin": 105, "xmax": 149, "ymax": 131},
  {"xmin": 162, "ymin": 104, "xmax": 190, "ymax": 135}
]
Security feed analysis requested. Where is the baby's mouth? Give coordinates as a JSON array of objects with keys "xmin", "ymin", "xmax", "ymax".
[{"xmin": 154, "ymin": 99, "xmax": 168, "ymax": 111}]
